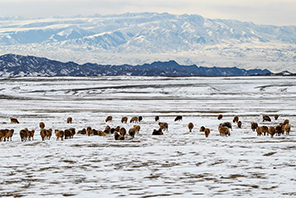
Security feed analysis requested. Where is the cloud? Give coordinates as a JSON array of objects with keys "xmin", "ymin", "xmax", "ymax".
[{"xmin": 0, "ymin": 0, "xmax": 295, "ymax": 25}]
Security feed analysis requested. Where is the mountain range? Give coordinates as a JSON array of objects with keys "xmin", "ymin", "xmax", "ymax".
[
  {"xmin": 0, "ymin": 12, "xmax": 295, "ymax": 72},
  {"xmin": 0, "ymin": 54, "xmax": 277, "ymax": 77}
]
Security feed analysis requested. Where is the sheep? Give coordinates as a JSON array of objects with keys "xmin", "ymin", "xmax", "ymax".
[
  {"xmin": 204, "ymin": 128, "xmax": 210, "ymax": 138},
  {"xmin": 275, "ymin": 125, "xmax": 282, "ymax": 136},
  {"xmin": 46, "ymin": 129, "xmax": 52, "ymax": 140},
  {"xmin": 64, "ymin": 129, "xmax": 71, "ymax": 139},
  {"xmin": 55, "ymin": 130, "xmax": 65, "ymax": 141},
  {"xmin": 220, "ymin": 122, "xmax": 232, "ymax": 130},
  {"xmin": 0, "ymin": 129, "xmax": 7, "ymax": 141},
  {"xmin": 68, "ymin": 128, "xmax": 76, "ymax": 138},
  {"xmin": 104, "ymin": 125, "xmax": 111, "ymax": 134},
  {"xmin": 138, "ymin": 116, "xmax": 143, "ymax": 122},
  {"xmin": 283, "ymin": 119, "xmax": 289, "ymax": 125},
  {"xmin": 174, "ymin": 116, "xmax": 182, "ymax": 122},
  {"xmin": 262, "ymin": 114, "xmax": 271, "ymax": 122},
  {"xmin": 133, "ymin": 125, "xmax": 141, "ymax": 133},
  {"xmin": 155, "ymin": 116, "xmax": 159, "ymax": 122},
  {"xmin": 217, "ymin": 114, "xmax": 223, "ymax": 120},
  {"xmin": 284, "ymin": 124, "xmax": 291, "ymax": 135},
  {"xmin": 188, "ymin": 122, "xmax": 194, "ymax": 132},
  {"xmin": 39, "ymin": 122, "xmax": 45, "ymax": 129},
  {"xmin": 256, "ymin": 127, "xmax": 262, "ymax": 136},
  {"xmin": 237, "ymin": 121, "xmax": 242, "ymax": 128},
  {"xmin": 200, "ymin": 126, "xmax": 205, "ymax": 132},
  {"xmin": 268, "ymin": 126, "xmax": 276, "ymax": 138},
  {"xmin": 98, "ymin": 130, "xmax": 106, "ymax": 136},
  {"xmin": 121, "ymin": 117, "xmax": 128, "ymax": 123},
  {"xmin": 261, "ymin": 126, "xmax": 269, "ymax": 136},
  {"xmin": 159, "ymin": 122, "xmax": 168, "ymax": 131},
  {"xmin": 115, "ymin": 126, "xmax": 121, "ymax": 132},
  {"xmin": 20, "ymin": 129, "xmax": 28, "ymax": 142},
  {"xmin": 3, "ymin": 129, "xmax": 14, "ymax": 141},
  {"xmin": 10, "ymin": 118, "xmax": 19, "ymax": 124},
  {"xmin": 218, "ymin": 126, "xmax": 230, "ymax": 136},
  {"xmin": 251, "ymin": 122, "xmax": 258, "ymax": 131},
  {"xmin": 119, "ymin": 127, "xmax": 126, "ymax": 137},
  {"xmin": 67, "ymin": 117, "xmax": 72, "ymax": 124},
  {"xmin": 40, "ymin": 129, "xmax": 47, "ymax": 141},
  {"xmin": 105, "ymin": 116, "xmax": 112, "ymax": 122},
  {"xmin": 274, "ymin": 114, "xmax": 279, "ymax": 120},
  {"xmin": 152, "ymin": 128, "xmax": 163, "ymax": 135},
  {"xmin": 114, "ymin": 131, "xmax": 124, "ymax": 140},
  {"xmin": 128, "ymin": 128, "xmax": 136, "ymax": 139},
  {"xmin": 27, "ymin": 129, "xmax": 35, "ymax": 141},
  {"xmin": 233, "ymin": 116, "xmax": 239, "ymax": 123},
  {"xmin": 130, "ymin": 116, "xmax": 138, "ymax": 123},
  {"xmin": 77, "ymin": 128, "xmax": 86, "ymax": 135},
  {"xmin": 87, "ymin": 127, "xmax": 92, "ymax": 136}
]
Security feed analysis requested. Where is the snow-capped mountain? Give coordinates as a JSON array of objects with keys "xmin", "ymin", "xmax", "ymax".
[
  {"xmin": 0, "ymin": 54, "xmax": 272, "ymax": 77},
  {"xmin": 0, "ymin": 13, "xmax": 295, "ymax": 72}
]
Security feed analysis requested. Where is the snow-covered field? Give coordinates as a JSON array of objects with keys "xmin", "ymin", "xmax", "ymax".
[{"xmin": 0, "ymin": 76, "xmax": 296, "ymax": 197}]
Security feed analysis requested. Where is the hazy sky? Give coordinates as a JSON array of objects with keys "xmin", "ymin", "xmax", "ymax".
[{"xmin": 0, "ymin": 0, "xmax": 295, "ymax": 26}]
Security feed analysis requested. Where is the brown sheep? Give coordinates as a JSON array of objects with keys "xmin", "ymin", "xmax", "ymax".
[
  {"xmin": 39, "ymin": 122, "xmax": 45, "ymax": 129},
  {"xmin": 40, "ymin": 129, "xmax": 47, "ymax": 141},
  {"xmin": 220, "ymin": 122, "xmax": 232, "ymax": 130},
  {"xmin": 114, "ymin": 131, "xmax": 125, "ymax": 140},
  {"xmin": 130, "ymin": 116, "xmax": 138, "ymax": 123},
  {"xmin": 133, "ymin": 125, "xmax": 141, "ymax": 133},
  {"xmin": 204, "ymin": 128, "xmax": 210, "ymax": 138},
  {"xmin": 174, "ymin": 115, "xmax": 182, "ymax": 122},
  {"xmin": 0, "ymin": 129, "xmax": 7, "ymax": 141},
  {"xmin": 27, "ymin": 129, "xmax": 35, "ymax": 141},
  {"xmin": 274, "ymin": 114, "xmax": 279, "ymax": 120},
  {"xmin": 233, "ymin": 116, "xmax": 239, "ymax": 123},
  {"xmin": 10, "ymin": 117, "xmax": 19, "ymax": 124},
  {"xmin": 217, "ymin": 114, "xmax": 223, "ymax": 120},
  {"xmin": 268, "ymin": 126, "xmax": 276, "ymax": 138},
  {"xmin": 105, "ymin": 116, "xmax": 112, "ymax": 122},
  {"xmin": 46, "ymin": 129, "xmax": 52, "ymax": 140},
  {"xmin": 20, "ymin": 129, "xmax": 28, "ymax": 142},
  {"xmin": 115, "ymin": 126, "xmax": 121, "ymax": 132},
  {"xmin": 152, "ymin": 128, "xmax": 163, "ymax": 135},
  {"xmin": 188, "ymin": 122, "xmax": 194, "ymax": 132},
  {"xmin": 119, "ymin": 127, "xmax": 126, "ymax": 137},
  {"xmin": 155, "ymin": 116, "xmax": 159, "ymax": 122},
  {"xmin": 64, "ymin": 129, "xmax": 71, "ymax": 139},
  {"xmin": 251, "ymin": 122, "xmax": 258, "ymax": 131},
  {"xmin": 256, "ymin": 127, "xmax": 262, "ymax": 136},
  {"xmin": 283, "ymin": 119, "xmax": 289, "ymax": 125},
  {"xmin": 275, "ymin": 125, "xmax": 282, "ymax": 136},
  {"xmin": 128, "ymin": 128, "xmax": 136, "ymax": 138},
  {"xmin": 55, "ymin": 130, "xmax": 65, "ymax": 141},
  {"xmin": 68, "ymin": 128, "xmax": 76, "ymax": 138},
  {"xmin": 87, "ymin": 126, "xmax": 92, "ymax": 136},
  {"xmin": 77, "ymin": 128, "xmax": 86, "ymax": 135},
  {"xmin": 218, "ymin": 126, "xmax": 230, "ymax": 136},
  {"xmin": 237, "ymin": 121, "xmax": 242, "ymax": 128},
  {"xmin": 67, "ymin": 117, "xmax": 72, "ymax": 124},
  {"xmin": 284, "ymin": 124, "xmax": 291, "ymax": 135},
  {"xmin": 104, "ymin": 125, "xmax": 111, "ymax": 134},
  {"xmin": 200, "ymin": 126, "xmax": 205, "ymax": 132},
  {"xmin": 262, "ymin": 114, "xmax": 271, "ymax": 122},
  {"xmin": 3, "ymin": 129, "xmax": 14, "ymax": 141},
  {"xmin": 98, "ymin": 130, "xmax": 106, "ymax": 136},
  {"xmin": 121, "ymin": 117, "xmax": 128, "ymax": 123},
  {"xmin": 159, "ymin": 122, "xmax": 168, "ymax": 131}
]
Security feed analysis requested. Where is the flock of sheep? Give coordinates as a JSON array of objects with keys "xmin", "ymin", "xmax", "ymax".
[{"xmin": 0, "ymin": 113, "xmax": 292, "ymax": 142}]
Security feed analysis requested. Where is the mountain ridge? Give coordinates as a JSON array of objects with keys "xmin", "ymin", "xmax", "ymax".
[{"xmin": 0, "ymin": 54, "xmax": 278, "ymax": 77}]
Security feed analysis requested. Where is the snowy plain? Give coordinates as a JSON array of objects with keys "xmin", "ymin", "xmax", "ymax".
[{"xmin": 0, "ymin": 76, "xmax": 296, "ymax": 197}]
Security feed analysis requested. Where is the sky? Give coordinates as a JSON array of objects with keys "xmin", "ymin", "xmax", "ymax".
[{"xmin": 0, "ymin": 0, "xmax": 295, "ymax": 26}]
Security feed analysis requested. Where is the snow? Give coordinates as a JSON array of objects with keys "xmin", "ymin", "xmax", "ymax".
[
  {"xmin": 0, "ymin": 76, "xmax": 296, "ymax": 197},
  {"xmin": 0, "ymin": 13, "xmax": 296, "ymax": 72}
]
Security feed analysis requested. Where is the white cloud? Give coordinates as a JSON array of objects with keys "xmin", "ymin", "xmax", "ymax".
[{"xmin": 0, "ymin": 0, "xmax": 295, "ymax": 25}]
